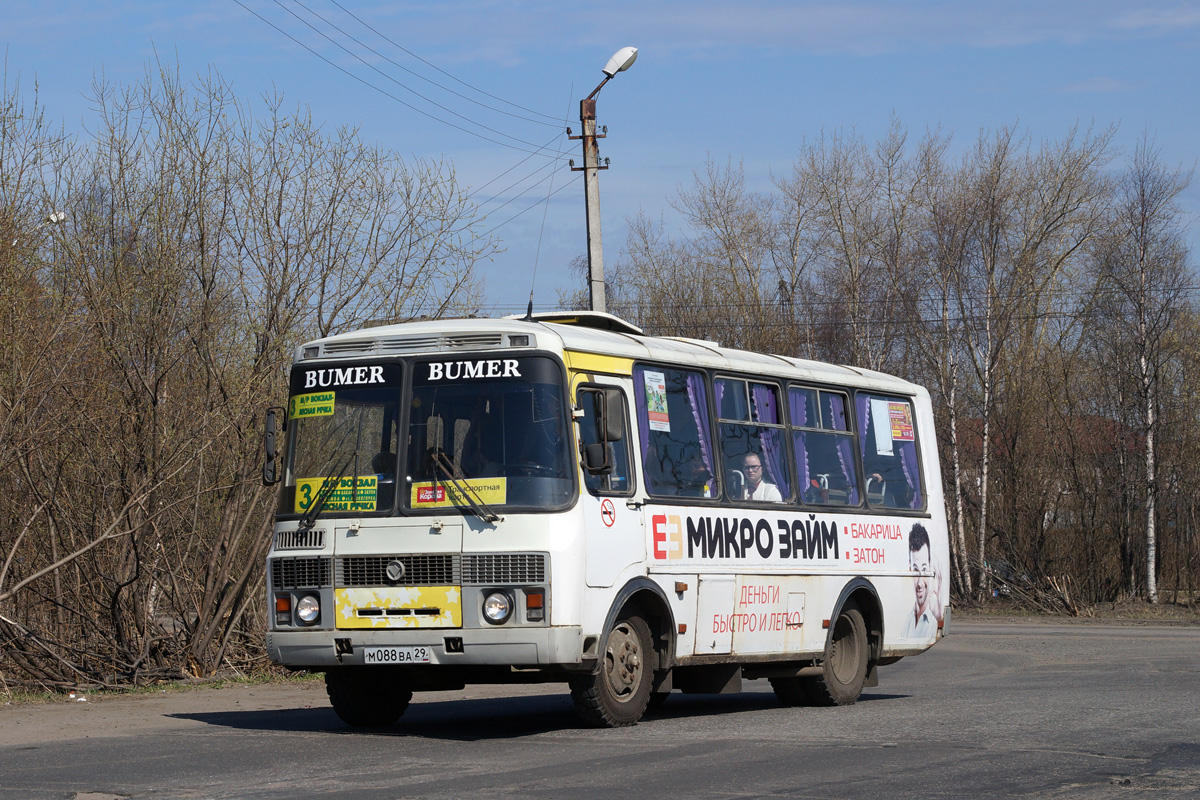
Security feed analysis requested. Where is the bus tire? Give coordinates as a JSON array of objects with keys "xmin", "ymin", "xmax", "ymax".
[
  {"xmin": 569, "ymin": 614, "xmax": 654, "ymax": 728},
  {"xmin": 803, "ymin": 601, "xmax": 869, "ymax": 706},
  {"xmin": 768, "ymin": 677, "xmax": 808, "ymax": 707},
  {"xmin": 325, "ymin": 667, "xmax": 412, "ymax": 727}
]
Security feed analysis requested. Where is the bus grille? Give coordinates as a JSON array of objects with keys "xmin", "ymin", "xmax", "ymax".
[
  {"xmin": 462, "ymin": 553, "xmax": 547, "ymax": 584},
  {"xmin": 332, "ymin": 553, "xmax": 548, "ymax": 586},
  {"xmin": 321, "ymin": 332, "xmax": 504, "ymax": 357},
  {"xmin": 271, "ymin": 557, "xmax": 331, "ymax": 589},
  {"xmin": 336, "ymin": 555, "xmax": 459, "ymax": 587},
  {"xmin": 274, "ymin": 528, "xmax": 325, "ymax": 550}
]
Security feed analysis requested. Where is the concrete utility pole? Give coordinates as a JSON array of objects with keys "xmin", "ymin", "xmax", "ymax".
[
  {"xmin": 570, "ymin": 47, "xmax": 637, "ymax": 314},
  {"xmin": 574, "ymin": 97, "xmax": 607, "ymax": 313}
]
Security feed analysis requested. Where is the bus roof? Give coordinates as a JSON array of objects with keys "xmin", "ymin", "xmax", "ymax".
[{"xmin": 297, "ymin": 314, "xmax": 924, "ymax": 396}]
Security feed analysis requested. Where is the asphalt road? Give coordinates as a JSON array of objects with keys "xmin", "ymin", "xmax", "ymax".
[{"xmin": 2, "ymin": 618, "xmax": 1198, "ymax": 799}]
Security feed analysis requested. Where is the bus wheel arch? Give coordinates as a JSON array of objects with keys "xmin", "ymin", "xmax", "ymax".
[
  {"xmin": 830, "ymin": 578, "xmax": 884, "ymax": 663},
  {"xmin": 570, "ymin": 579, "xmax": 675, "ymax": 727},
  {"xmin": 804, "ymin": 579, "xmax": 882, "ymax": 706},
  {"xmin": 600, "ymin": 578, "xmax": 677, "ymax": 673}
]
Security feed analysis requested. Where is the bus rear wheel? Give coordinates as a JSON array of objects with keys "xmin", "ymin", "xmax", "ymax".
[
  {"xmin": 570, "ymin": 614, "xmax": 654, "ymax": 728},
  {"xmin": 802, "ymin": 601, "xmax": 869, "ymax": 706},
  {"xmin": 325, "ymin": 667, "xmax": 412, "ymax": 727}
]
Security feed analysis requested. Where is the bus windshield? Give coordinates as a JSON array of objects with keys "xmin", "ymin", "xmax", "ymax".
[
  {"xmin": 404, "ymin": 355, "xmax": 573, "ymax": 512},
  {"xmin": 282, "ymin": 363, "xmax": 403, "ymax": 518}
]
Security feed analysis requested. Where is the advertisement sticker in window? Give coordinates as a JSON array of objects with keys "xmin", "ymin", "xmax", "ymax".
[
  {"xmin": 889, "ymin": 402, "xmax": 915, "ymax": 442},
  {"xmin": 644, "ymin": 369, "xmax": 671, "ymax": 432}
]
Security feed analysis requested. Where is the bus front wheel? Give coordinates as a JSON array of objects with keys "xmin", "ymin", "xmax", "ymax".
[
  {"xmin": 570, "ymin": 614, "xmax": 654, "ymax": 727},
  {"xmin": 769, "ymin": 676, "xmax": 808, "ymax": 706},
  {"xmin": 803, "ymin": 601, "xmax": 869, "ymax": 706},
  {"xmin": 325, "ymin": 667, "xmax": 412, "ymax": 727}
]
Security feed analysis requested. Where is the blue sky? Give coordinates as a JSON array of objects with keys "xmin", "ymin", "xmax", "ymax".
[{"xmin": 5, "ymin": 1, "xmax": 1199, "ymax": 314}]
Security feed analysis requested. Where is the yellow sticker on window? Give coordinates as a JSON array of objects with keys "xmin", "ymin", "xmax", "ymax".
[
  {"xmin": 410, "ymin": 478, "xmax": 507, "ymax": 508},
  {"xmin": 294, "ymin": 475, "xmax": 378, "ymax": 514},
  {"xmin": 289, "ymin": 391, "xmax": 335, "ymax": 420}
]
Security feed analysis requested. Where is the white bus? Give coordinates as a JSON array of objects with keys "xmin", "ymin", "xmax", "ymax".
[{"xmin": 262, "ymin": 312, "xmax": 949, "ymax": 728}]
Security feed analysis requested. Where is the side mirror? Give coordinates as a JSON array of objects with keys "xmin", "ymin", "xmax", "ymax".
[
  {"xmin": 601, "ymin": 388, "xmax": 625, "ymax": 443},
  {"xmin": 583, "ymin": 442, "xmax": 613, "ymax": 474},
  {"xmin": 580, "ymin": 389, "xmax": 626, "ymax": 476},
  {"xmin": 263, "ymin": 407, "xmax": 282, "ymax": 486}
]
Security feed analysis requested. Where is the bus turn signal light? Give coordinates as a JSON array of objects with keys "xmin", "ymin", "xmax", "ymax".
[
  {"xmin": 275, "ymin": 595, "xmax": 291, "ymax": 626},
  {"xmin": 525, "ymin": 589, "xmax": 544, "ymax": 622}
]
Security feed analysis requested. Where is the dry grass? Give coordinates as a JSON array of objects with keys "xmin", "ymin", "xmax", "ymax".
[{"xmin": 954, "ymin": 594, "xmax": 1200, "ymax": 623}]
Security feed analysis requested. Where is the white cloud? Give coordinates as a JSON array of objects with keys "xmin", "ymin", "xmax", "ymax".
[{"xmin": 1109, "ymin": 7, "xmax": 1200, "ymax": 32}]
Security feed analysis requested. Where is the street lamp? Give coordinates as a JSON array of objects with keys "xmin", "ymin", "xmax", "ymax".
[{"xmin": 570, "ymin": 46, "xmax": 637, "ymax": 314}]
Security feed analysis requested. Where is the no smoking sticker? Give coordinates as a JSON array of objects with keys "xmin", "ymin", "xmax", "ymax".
[{"xmin": 600, "ymin": 498, "xmax": 616, "ymax": 527}]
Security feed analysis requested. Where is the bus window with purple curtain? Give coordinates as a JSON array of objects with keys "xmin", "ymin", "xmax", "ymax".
[
  {"xmin": 790, "ymin": 386, "xmax": 859, "ymax": 507},
  {"xmin": 857, "ymin": 393, "xmax": 924, "ymax": 510},
  {"xmin": 634, "ymin": 365, "xmax": 715, "ymax": 498},
  {"xmin": 716, "ymin": 378, "xmax": 789, "ymax": 503}
]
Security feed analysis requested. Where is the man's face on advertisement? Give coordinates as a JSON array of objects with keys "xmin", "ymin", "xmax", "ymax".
[{"xmin": 910, "ymin": 543, "xmax": 932, "ymax": 612}]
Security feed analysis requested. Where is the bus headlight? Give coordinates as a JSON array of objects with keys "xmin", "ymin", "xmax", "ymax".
[
  {"xmin": 482, "ymin": 591, "xmax": 513, "ymax": 625},
  {"xmin": 296, "ymin": 594, "xmax": 321, "ymax": 625}
]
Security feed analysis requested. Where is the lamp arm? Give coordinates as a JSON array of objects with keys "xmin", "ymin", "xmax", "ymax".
[{"xmin": 585, "ymin": 74, "xmax": 612, "ymax": 101}]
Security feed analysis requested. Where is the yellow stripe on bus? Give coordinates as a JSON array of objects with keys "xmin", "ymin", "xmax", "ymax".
[{"xmin": 564, "ymin": 351, "xmax": 634, "ymax": 376}]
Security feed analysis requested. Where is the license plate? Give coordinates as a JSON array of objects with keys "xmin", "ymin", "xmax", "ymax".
[{"xmin": 362, "ymin": 645, "xmax": 431, "ymax": 664}]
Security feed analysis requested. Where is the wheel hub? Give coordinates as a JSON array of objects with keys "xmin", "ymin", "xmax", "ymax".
[{"xmin": 604, "ymin": 623, "xmax": 643, "ymax": 699}]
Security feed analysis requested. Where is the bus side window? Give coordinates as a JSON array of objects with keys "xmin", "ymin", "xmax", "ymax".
[
  {"xmin": 790, "ymin": 387, "xmax": 859, "ymax": 507},
  {"xmin": 633, "ymin": 366, "xmax": 716, "ymax": 499},
  {"xmin": 856, "ymin": 393, "xmax": 924, "ymax": 510},
  {"xmin": 577, "ymin": 386, "xmax": 633, "ymax": 496},
  {"xmin": 716, "ymin": 378, "xmax": 789, "ymax": 503}
]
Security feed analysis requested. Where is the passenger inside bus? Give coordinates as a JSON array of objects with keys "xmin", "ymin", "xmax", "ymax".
[{"xmin": 737, "ymin": 451, "xmax": 782, "ymax": 502}]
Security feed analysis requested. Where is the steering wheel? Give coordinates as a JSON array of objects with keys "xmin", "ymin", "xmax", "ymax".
[{"xmin": 511, "ymin": 462, "xmax": 557, "ymax": 478}]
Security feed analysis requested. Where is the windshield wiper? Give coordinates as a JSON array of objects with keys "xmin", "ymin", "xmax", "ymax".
[
  {"xmin": 299, "ymin": 455, "xmax": 353, "ymax": 529},
  {"xmin": 429, "ymin": 449, "xmax": 502, "ymax": 524}
]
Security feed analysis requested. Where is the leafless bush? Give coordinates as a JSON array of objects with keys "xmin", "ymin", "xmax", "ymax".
[{"xmin": 0, "ymin": 63, "xmax": 493, "ymax": 690}]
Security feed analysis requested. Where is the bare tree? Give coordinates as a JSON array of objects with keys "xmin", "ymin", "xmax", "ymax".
[
  {"xmin": 1085, "ymin": 139, "xmax": 1192, "ymax": 602},
  {"xmin": 0, "ymin": 62, "xmax": 494, "ymax": 688}
]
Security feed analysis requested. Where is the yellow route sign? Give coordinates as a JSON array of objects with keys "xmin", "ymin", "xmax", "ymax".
[
  {"xmin": 289, "ymin": 391, "xmax": 335, "ymax": 420},
  {"xmin": 294, "ymin": 475, "xmax": 377, "ymax": 513}
]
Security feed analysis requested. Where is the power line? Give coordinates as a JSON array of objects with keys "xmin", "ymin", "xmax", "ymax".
[
  {"xmin": 529, "ymin": 91, "xmax": 579, "ymax": 304},
  {"xmin": 473, "ymin": 158, "xmax": 562, "ymax": 211},
  {"xmin": 233, "ymin": 0, "xmax": 557, "ymax": 156},
  {"xmin": 270, "ymin": 0, "xmax": 549, "ymax": 151},
  {"xmin": 468, "ymin": 172, "xmax": 581, "ymax": 248},
  {"xmin": 327, "ymin": 0, "xmax": 564, "ymax": 125},
  {"xmin": 297, "ymin": 0, "xmax": 562, "ymax": 129},
  {"xmin": 236, "ymin": 2, "xmax": 592, "ymax": 267},
  {"xmin": 467, "ymin": 132, "xmax": 567, "ymax": 201}
]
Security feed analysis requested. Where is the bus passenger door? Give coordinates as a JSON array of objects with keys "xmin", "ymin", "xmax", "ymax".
[{"xmin": 576, "ymin": 382, "xmax": 643, "ymax": 587}]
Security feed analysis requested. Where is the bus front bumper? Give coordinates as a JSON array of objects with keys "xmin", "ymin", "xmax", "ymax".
[{"xmin": 267, "ymin": 625, "xmax": 585, "ymax": 669}]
